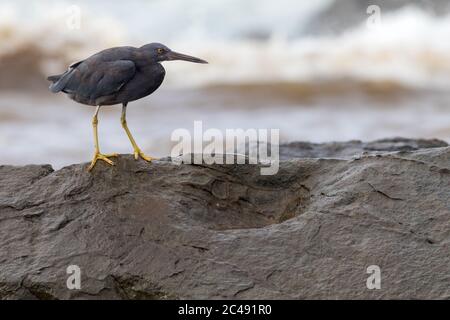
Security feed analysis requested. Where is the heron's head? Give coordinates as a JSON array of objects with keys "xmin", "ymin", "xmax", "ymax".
[{"xmin": 142, "ymin": 43, "xmax": 208, "ymax": 64}]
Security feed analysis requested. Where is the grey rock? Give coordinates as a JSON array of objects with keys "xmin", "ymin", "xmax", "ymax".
[
  {"xmin": 0, "ymin": 138, "xmax": 449, "ymax": 299},
  {"xmin": 280, "ymin": 137, "xmax": 448, "ymax": 159}
]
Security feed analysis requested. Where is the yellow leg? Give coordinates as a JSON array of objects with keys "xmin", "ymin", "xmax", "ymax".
[
  {"xmin": 121, "ymin": 104, "xmax": 155, "ymax": 162},
  {"xmin": 88, "ymin": 106, "xmax": 117, "ymax": 171}
]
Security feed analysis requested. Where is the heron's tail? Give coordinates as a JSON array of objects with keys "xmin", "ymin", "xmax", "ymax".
[
  {"xmin": 47, "ymin": 75, "xmax": 61, "ymax": 82},
  {"xmin": 47, "ymin": 60, "xmax": 83, "ymax": 93},
  {"xmin": 47, "ymin": 70, "xmax": 74, "ymax": 93},
  {"xmin": 47, "ymin": 73, "xmax": 65, "ymax": 93}
]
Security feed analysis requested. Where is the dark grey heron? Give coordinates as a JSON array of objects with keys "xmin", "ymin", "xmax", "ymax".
[{"xmin": 48, "ymin": 43, "xmax": 207, "ymax": 170}]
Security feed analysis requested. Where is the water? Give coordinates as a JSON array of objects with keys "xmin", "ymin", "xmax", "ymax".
[{"xmin": 0, "ymin": 0, "xmax": 449, "ymax": 167}]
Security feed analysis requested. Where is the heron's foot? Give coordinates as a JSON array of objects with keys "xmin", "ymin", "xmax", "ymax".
[
  {"xmin": 88, "ymin": 152, "xmax": 118, "ymax": 171},
  {"xmin": 133, "ymin": 149, "xmax": 156, "ymax": 162}
]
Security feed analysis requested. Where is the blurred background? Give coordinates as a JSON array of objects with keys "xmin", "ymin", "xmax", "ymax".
[{"xmin": 1, "ymin": 0, "xmax": 450, "ymax": 167}]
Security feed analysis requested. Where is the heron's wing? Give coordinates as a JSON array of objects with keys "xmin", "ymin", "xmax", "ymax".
[{"xmin": 63, "ymin": 60, "xmax": 136, "ymax": 101}]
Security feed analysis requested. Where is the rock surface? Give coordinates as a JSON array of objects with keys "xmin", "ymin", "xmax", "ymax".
[{"xmin": 0, "ymin": 138, "xmax": 449, "ymax": 299}]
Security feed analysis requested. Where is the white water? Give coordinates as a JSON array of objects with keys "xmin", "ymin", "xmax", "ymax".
[{"xmin": 2, "ymin": 1, "xmax": 450, "ymax": 88}]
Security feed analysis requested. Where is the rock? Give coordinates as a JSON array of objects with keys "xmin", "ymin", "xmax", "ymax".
[
  {"xmin": 279, "ymin": 137, "xmax": 448, "ymax": 159},
  {"xmin": 0, "ymin": 138, "xmax": 449, "ymax": 299}
]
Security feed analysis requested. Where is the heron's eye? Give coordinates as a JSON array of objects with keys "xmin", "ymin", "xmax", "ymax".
[{"xmin": 157, "ymin": 48, "xmax": 164, "ymax": 54}]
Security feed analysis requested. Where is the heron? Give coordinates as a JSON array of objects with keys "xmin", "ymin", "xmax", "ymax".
[{"xmin": 47, "ymin": 43, "xmax": 207, "ymax": 170}]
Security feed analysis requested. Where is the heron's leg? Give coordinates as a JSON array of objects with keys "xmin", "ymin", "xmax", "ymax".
[
  {"xmin": 88, "ymin": 106, "xmax": 118, "ymax": 171},
  {"xmin": 121, "ymin": 104, "xmax": 155, "ymax": 162}
]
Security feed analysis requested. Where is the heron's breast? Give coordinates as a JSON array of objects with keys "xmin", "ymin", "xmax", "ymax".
[{"xmin": 114, "ymin": 66, "xmax": 165, "ymax": 103}]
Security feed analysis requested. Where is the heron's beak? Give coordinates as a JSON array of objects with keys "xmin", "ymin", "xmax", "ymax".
[{"xmin": 167, "ymin": 51, "xmax": 208, "ymax": 64}]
